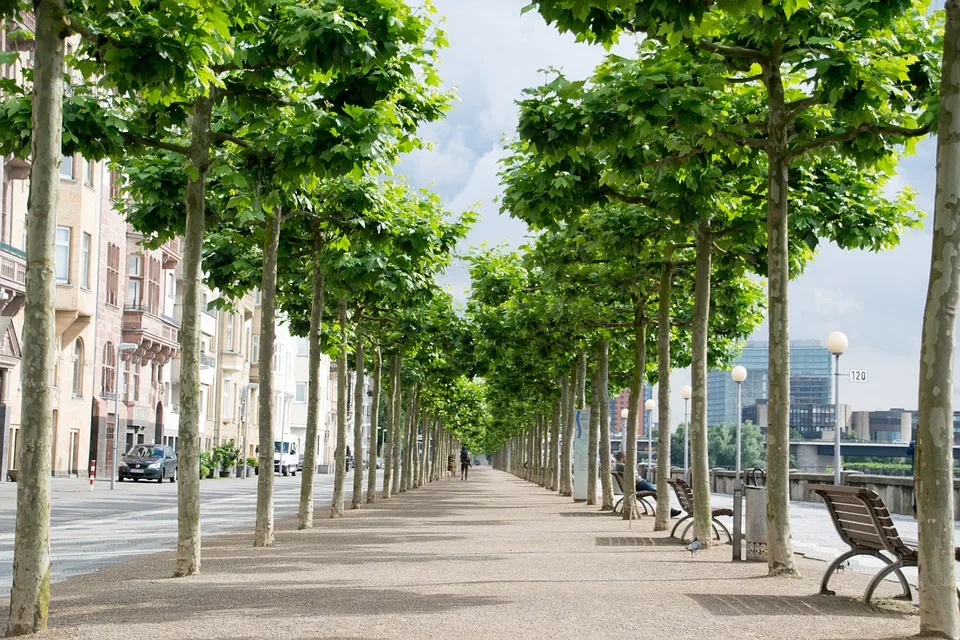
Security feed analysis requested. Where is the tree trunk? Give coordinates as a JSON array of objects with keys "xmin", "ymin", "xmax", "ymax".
[
  {"xmin": 598, "ymin": 339, "xmax": 613, "ymax": 510},
  {"xmin": 549, "ymin": 395, "xmax": 560, "ymax": 491},
  {"xmin": 419, "ymin": 413, "xmax": 430, "ymax": 487},
  {"xmin": 575, "ymin": 352, "xmax": 586, "ymax": 408},
  {"xmin": 624, "ymin": 294, "xmax": 647, "ymax": 520},
  {"xmin": 762, "ymin": 58, "xmax": 799, "ymax": 577},
  {"xmin": 254, "ymin": 210, "xmax": 283, "ymax": 545},
  {"xmin": 655, "ymin": 253, "xmax": 673, "ymax": 531},
  {"xmin": 412, "ymin": 408, "xmax": 422, "ymax": 488},
  {"xmin": 559, "ymin": 373, "xmax": 572, "ymax": 496},
  {"xmin": 172, "ymin": 95, "xmax": 212, "ymax": 576},
  {"xmin": 366, "ymin": 346, "xmax": 381, "ymax": 503},
  {"xmin": 7, "ymin": 4, "xmax": 63, "ymax": 631},
  {"xmin": 330, "ymin": 299, "xmax": 348, "ymax": 518},
  {"xmin": 399, "ymin": 387, "xmax": 414, "ymax": 492},
  {"xmin": 391, "ymin": 358, "xmax": 403, "ymax": 491},
  {"xmin": 351, "ymin": 335, "xmax": 365, "ymax": 509},
  {"xmin": 690, "ymin": 219, "xmax": 713, "ymax": 542},
  {"xmin": 382, "ymin": 353, "xmax": 398, "ymax": 499},
  {"xmin": 916, "ymin": 4, "xmax": 960, "ymax": 635},
  {"xmin": 297, "ymin": 237, "xmax": 325, "ymax": 529},
  {"xmin": 407, "ymin": 387, "xmax": 419, "ymax": 490},
  {"xmin": 587, "ymin": 357, "xmax": 600, "ymax": 505}
]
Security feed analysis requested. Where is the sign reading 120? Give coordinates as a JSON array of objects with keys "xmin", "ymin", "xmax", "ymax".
[{"xmin": 848, "ymin": 369, "xmax": 868, "ymax": 383}]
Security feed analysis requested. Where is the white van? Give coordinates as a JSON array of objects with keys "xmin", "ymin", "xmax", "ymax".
[{"xmin": 274, "ymin": 436, "xmax": 302, "ymax": 476}]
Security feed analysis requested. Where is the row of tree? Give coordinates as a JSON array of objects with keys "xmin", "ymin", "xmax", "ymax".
[
  {"xmin": 0, "ymin": 0, "xmax": 494, "ymax": 635},
  {"xmin": 477, "ymin": 0, "xmax": 959, "ymax": 636}
]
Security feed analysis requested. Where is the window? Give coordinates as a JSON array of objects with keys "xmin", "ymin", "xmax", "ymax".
[
  {"xmin": 108, "ymin": 171, "xmax": 122, "ymax": 201},
  {"xmin": 296, "ymin": 382, "xmax": 307, "ymax": 403},
  {"xmin": 71, "ymin": 339, "xmax": 83, "ymax": 397},
  {"xmin": 222, "ymin": 387, "xmax": 229, "ymax": 420},
  {"xmin": 127, "ymin": 254, "xmax": 142, "ymax": 308},
  {"xmin": 297, "ymin": 337, "xmax": 309, "ymax": 356},
  {"xmin": 225, "ymin": 314, "xmax": 234, "ymax": 352},
  {"xmin": 132, "ymin": 361, "xmax": 140, "ymax": 402},
  {"xmin": 121, "ymin": 359, "xmax": 129, "ymax": 401},
  {"xmin": 60, "ymin": 154, "xmax": 74, "ymax": 180},
  {"xmin": 85, "ymin": 159, "xmax": 95, "ymax": 187},
  {"xmin": 205, "ymin": 385, "xmax": 214, "ymax": 419},
  {"xmin": 106, "ymin": 243, "xmax": 120, "ymax": 306},
  {"xmin": 164, "ymin": 272, "xmax": 175, "ymax": 317},
  {"xmin": 146, "ymin": 257, "xmax": 160, "ymax": 314},
  {"xmin": 81, "ymin": 232, "xmax": 91, "ymax": 289},
  {"xmin": 251, "ymin": 335, "xmax": 259, "ymax": 364},
  {"xmin": 55, "ymin": 226, "xmax": 70, "ymax": 283},
  {"xmin": 199, "ymin": 385, "xmax": 208, "ymax": 420},
  {"xmin": 102, "ymin": 342, "xmax": 115, "ymax": 396},
  {"xmin": 274, "ymin": 345, "xmax": 282, "ymax": 373}
]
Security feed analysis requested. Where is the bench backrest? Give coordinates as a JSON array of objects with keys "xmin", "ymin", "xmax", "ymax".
[
  {"xmin": 666, "ymin": 478, "xmax": 695, "ymax": 514},
  {"xmin": 809, "ymin": 484, "xmax": 910, "ymax": 558},
  {"xmin": 611, "ymin": 471, "xmax": 625, "ymax": 496}
]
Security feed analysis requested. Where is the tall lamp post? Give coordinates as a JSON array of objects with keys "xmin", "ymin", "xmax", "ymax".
[
  {"xmin": 644, "ymin": 398, "xmax": 655, "ymax": 481},
  {"xmin": 111, "ymin": 342, "xmax": 139, "ymax": 490},
  {"xmin": 619, "ymin": 408, "xmax": 628, "ymax": 456},
  {"xmin": 827, "ymin": 331, "xmax": 848, "ymax": 486},
  {"xmin": 731, "ymin": 366, "xmax": 747, "ymax": 486},
  {"xmin": 680, "ymin": 385, "xmax": 691, "ymax": 481}
]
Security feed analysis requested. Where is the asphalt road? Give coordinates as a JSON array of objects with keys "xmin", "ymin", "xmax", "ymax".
[{"xmin": 0, "ymin": 472, "xmax": 360, "ymax": 590}]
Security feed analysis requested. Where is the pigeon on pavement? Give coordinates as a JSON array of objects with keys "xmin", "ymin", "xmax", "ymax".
[{"xmin": 687, "ymin": 538, "xmax": 702, "ymax": 555}]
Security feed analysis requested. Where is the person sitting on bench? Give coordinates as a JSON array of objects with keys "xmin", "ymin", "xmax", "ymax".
[{"xmin": 615, "ymin": 451, "xmax": 681, "ymax": 517}]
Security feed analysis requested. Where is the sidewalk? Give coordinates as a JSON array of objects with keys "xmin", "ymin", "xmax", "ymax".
[{"xmin": 1, "ymin": 468, "xmax": 920, "ymax": 639}]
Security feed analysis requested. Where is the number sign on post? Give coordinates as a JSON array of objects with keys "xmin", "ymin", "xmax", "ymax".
[{"xmin": 848, "ymin": 369, "xmax": 868, "ymax": 383}]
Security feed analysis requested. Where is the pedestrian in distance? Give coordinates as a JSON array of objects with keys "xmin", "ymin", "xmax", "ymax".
[{"xmin": 460, "ymin": 448, "xmax": 471, "ymax": 481}]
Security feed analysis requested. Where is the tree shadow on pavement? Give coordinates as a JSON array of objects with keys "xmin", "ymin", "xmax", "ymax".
[{"xmin": 49, "ymin": 584, "xmax": 509, "ymax": 629}]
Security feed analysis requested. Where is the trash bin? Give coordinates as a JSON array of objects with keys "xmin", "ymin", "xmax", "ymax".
[{"xmin": 744, "ymin": 469, "xmax": 767, "ymax": 562}]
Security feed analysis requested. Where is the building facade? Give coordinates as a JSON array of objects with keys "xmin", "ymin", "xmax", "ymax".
[{"xmin": 706, "ymin": 340, "xmax": 833, "ymax": 427}]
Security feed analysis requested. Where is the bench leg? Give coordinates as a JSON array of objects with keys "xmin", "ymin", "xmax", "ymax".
[
  {"xmin": 670, "ymin": 515, "xmax": 691, "ymax": 539},
  {"xmin": 711, "ymin": 518, "xmax": 731, "ymax": 544},
  {"xmin": 865, "ymin": 558, "xmax": 912, "ymax": 604},
  {"xmin": 614, "ymin": 497, "xmax": 623, "ymax": 513},
  {"xmin": 680, "ymin": 520, "xmax": 694, "ymax": 543},
  {"xmin": 639, "ymin": 497, "xmax": 654, "ymax": 515},
  {"xmin": 820, "ymin": 549, "xmax": 863, "ymax": 596}
]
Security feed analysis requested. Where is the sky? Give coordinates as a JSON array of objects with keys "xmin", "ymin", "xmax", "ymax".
[{"xmin": 397, "ymin": 0, "xmax": 943, "ymax": 430}]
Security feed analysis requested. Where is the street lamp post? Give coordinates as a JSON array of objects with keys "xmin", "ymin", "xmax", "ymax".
[
  {"xmin": 680, "ymin": 385, "xmax": 691, "ymax": 481},
  {"xmin": 111, "ymin": 342, "xmax": 139, "ymax": 490},
  {"xmin": 827, "ymin": 331, "xmax": 848, "ymax": 486},
  {"xmin": 644, "ymin": 398, "xmax": 655, "ymax": 481},
  {"xmin": 619, "ymin": 407, "xmax": 628, "ymax": 456},
  {"xmin": 731, "ymin": 366, "xmax": 747, "ymax": 486}
]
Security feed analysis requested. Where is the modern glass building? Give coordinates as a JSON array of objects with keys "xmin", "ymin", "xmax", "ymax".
[{"xmin": 706, "ymin": 340, "xmax": 832, "ymax": 426}]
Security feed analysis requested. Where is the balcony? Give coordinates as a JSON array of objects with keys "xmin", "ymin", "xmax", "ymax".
[
  {"xmin": 122, "ymin": 306, "xmax": 179, "ymax": 364},
  {"xmin": 161, "ymin": 237, "xmax": 181, "ymax": 268},
  {"xmin": 200, "ymin": 353, "xmax": 216, "ymax": 369},
  {"xmin": 0, "ymin": 243, "xmax": 26, "ymax": 317},
  {"xmin": 219, "ymin": 350, "xmax": 245, "ymax": 373}
]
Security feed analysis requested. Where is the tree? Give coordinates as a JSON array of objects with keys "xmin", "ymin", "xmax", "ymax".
[
  {"xmin": 525, "ymin": 0, "xmax": 940, "ymax": 578},
  {"xmin": 915, "ymin": 1, "xmax": 960, "ymax": 634}
]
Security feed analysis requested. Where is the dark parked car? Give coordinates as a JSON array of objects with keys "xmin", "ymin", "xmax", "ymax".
[{"xmin": 118, "ymin": 444, "xmax": 177, "ymax": 483}]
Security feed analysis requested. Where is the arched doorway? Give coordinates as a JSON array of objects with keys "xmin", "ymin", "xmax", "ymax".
[{"xmin": 155, "ymin": 402, "xmax": 163, "ymax": 445}]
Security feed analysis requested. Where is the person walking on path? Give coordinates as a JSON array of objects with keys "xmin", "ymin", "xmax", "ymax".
[{"xmin": 460, "ymin": 448, "xmax": 471, "ymax": 481}]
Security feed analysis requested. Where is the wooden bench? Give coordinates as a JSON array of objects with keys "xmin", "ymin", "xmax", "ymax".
[
  {"xmin": 666, "ymin": 478, "xmax": 733, "ymax": 543},
  {"xmin": 810, "ymin": 484, "xmax": 960, "ymax": 604},
  {"xmin": 611, "ymin": 471, "xmax": 656, "ymax": 516}
]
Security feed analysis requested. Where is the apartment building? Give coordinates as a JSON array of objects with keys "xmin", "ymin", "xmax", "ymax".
[
  {"xmin": 289, "ymin": 335, "xmax": 333, "ymax": 470},
  {"xmin": 0, "ymin": 17, "xmax": 330, "ymax": 479}
]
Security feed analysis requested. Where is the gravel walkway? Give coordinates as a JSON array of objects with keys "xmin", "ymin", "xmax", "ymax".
[{"xmin": 0, "ymin": 468, "xmax": 923, "ymax": 639}]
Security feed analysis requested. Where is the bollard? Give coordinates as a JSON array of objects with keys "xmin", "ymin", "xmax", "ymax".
[
  {"xmin": 732, "ymin": 485, "xmax": 743, "ymax": 561},
  {"xmin": 89, "ymin": 459, "xmax": 96, "ymax": 491}
]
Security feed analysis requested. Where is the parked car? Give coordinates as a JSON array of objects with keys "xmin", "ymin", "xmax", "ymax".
[{"xmin": 118, "ymin": 444, "xmax": 177, "ymax": 483}]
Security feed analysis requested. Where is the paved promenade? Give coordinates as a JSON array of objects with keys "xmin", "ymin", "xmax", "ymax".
[{"xmin": 0, "ymin": 468, "xmax": 924, "ymax": 639}]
